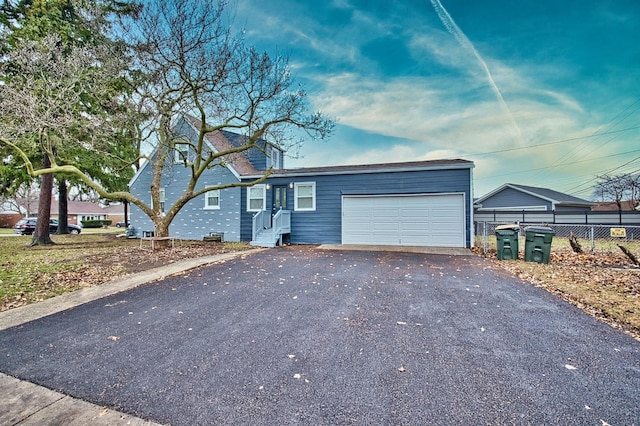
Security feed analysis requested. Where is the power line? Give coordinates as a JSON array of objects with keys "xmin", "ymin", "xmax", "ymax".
[
  {"xmin": 464, "ymin": 126, "xmax": 639, "ymax": 157},
  {"xmin": 562, "ymin": 155, "xmax": 640, "ymax": 194},
  {"xmin": 475, "ymin": 149, "xmax": 640, "ymax": 180}
]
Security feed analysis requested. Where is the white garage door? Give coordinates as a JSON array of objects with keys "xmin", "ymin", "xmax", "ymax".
[{"xmin": 342, "ymin": 194, "xmax": 465, "ymax": 247}]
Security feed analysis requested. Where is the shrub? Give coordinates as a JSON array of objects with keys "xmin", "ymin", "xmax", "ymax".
[{"xmin": 80, "ymin": 220, "xmax": 112, "ymax": 228}]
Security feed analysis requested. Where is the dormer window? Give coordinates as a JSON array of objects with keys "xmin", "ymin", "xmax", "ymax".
[
  {"xmin": 174, "ymin": 142, "xmax": 191, "ymax": 164},
  {"xmin": 269, "ymin": 146, "xmax": 281, "ymax": 169}
]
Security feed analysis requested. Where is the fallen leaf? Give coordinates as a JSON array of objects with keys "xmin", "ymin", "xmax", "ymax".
[
  {"xmin": 565, "ymin": 364, "xmax": 577, "ymax": 370},
  {"xmin": 107, "ymin": 336, "xmax": 120, "ymax": 341},
  {"xmin": 398, "ymin": 366, "xmax": 406, "ymax": 372}
]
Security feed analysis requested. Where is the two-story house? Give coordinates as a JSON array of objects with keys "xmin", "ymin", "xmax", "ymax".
[{"xmin": 129, "ymin": 116, "xmax": 475, "ymax": 248}]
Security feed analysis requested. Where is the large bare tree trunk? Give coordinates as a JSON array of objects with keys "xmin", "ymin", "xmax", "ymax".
[
  {"xmin": 123, "ymin": 199, "xmax": 129, "ymax": 228},
  {"xmin": 57, "ymin": 179, "xmax": 69, "ymax": 234},
  {"xmin": 31, "ymin": 154, "xmax": 54, "ymax": 246}
]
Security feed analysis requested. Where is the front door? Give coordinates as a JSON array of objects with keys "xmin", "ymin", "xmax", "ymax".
[{"xmin": 272, "ymin": 185, "xmax": 288, "ymax": 213}]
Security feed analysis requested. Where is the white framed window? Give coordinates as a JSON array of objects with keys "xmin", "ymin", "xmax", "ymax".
[
  {"xmin": 204, "ymin": 189, "xmax": 220, "ymax": 209},
  {"xmin": 269, "ymin": 147, "xmax": 281, "ymax": 169},
  {"xmin": 174, "ymin": 142, "xmax": 190, "ymax": 164},
  {"xmin": 152, "ymin": 188, "xmax": 166, "ymax": 214},
  {"xmin": 294, "ymin": 182, "xmax": 316, "ymax": 211},
  {"xmin": 247, "ymin": 185, "xmax": 266, "ymax": 212}
]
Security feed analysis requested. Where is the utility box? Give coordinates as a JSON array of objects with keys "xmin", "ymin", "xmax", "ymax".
[
  {"xmin": 495, "ymin": 224, "xmax": 520, "ymax": 260},
  {"xmin": 524, "ymin": 226, "xmax": 555, "ymax": 264}
]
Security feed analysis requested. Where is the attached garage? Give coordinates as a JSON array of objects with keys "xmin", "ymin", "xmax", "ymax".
[
  {"xmin": 342, "ymin": 194, "xmax": 466, "ymax": 247},
  {"xmin": 241, "ymin": 158, "xmax": 474, "ymax": 247}
]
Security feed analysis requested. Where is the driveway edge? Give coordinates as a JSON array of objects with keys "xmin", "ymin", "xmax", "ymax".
[{"xmin": 0, "ymin": 250, "xmax": 262, "ymax": 331}]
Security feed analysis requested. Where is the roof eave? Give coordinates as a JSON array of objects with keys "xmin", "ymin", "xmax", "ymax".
[{"xmin": 240, "ymin": 160, "xmax": 474, "ymax": 179}]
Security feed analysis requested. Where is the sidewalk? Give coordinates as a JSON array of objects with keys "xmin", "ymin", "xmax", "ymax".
[{"xmin": 0, "ymin": 251, "xmax": 255, "ymax": 426}]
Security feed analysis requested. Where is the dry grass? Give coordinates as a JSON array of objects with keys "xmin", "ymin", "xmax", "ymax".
[
  {"xmin": 475, "ymin": 246, "xmax": 640, "ymax": 340},
  {"xmin": 0, "ymin": 234, "xmax": 254, "ymax": 311}
]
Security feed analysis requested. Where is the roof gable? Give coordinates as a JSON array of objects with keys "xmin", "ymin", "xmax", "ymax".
[
  {"xmin": 476, "ymin": 183, "xmax": 593, "ymax": 207},
  {"xmin": 129, "ymin": 115, "xmax": 263, "ymax": 186}
]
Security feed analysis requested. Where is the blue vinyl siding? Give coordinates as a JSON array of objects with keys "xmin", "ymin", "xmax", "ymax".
[
  {"xmin": 481, "ymin": 187, "xmax": 552, "ymax": 210},
  {"xmin": 241, "ymin": 167, "xmax": 473, "ymax": 247},
  {"xmin": 129, "ymin": 159, "xmax": 242, "ymax": 241}
]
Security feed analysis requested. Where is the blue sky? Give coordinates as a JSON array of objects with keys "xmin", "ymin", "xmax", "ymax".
[{"xmin": 233, "ymin": 0, "xmax": 640, "ymax": 198}]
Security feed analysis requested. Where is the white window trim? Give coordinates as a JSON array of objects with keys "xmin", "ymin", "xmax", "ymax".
[
  {"xmin": 204, "ymin": 189, "xmax": 221, "ymax": 210},
  {"xmin": 294, "ymin": 182, "xmax": 316, "ymax": 211},
  {"xmin": 247, "ymin": 184, "xmax": 266, "ymax": 212}
]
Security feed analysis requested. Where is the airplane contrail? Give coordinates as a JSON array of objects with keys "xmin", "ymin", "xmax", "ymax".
[{"xmin": 430, "ymin": 0, "xmax": 525, "ymax": 145}]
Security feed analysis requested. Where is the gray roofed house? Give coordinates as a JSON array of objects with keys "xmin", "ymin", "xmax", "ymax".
[{"xmin": 474, "ymin": 183, "xmax": 594, "ymax": 212}]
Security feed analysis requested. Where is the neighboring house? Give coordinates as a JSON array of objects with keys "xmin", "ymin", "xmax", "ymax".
[
  {"xmin": 102, "ymin": 202, "xmax": 129, "ymax": 226},
  {"xmin": 129, "ymin": 116, "xmax": 475, "ymax": 248},
  {"xmin": 49, "ymin": 200, "xmax": 108, "ymax": 225},
  {"xmin": 0, "ymin": 202, "xmax": 22, "ymax": 228},
  {"xmin": 592, "ymin": 200, "xmax": 639, "ymax": 211},
  {"xmin": 474, "ymin": 183, "xmax": 594, "ymax": 212},
  {"xmin": 5, "ymin": 198, "xmax": 127, "ymax": 227}
]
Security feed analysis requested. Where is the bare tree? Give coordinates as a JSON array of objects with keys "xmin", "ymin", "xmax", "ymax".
[
  {"xmin": 593, "ymin": 173, "xmax": 639, "ymax": 210},
  {"xmin": 627, "ymin": 173, "xmax": 640, "ymax": 210},
  {"xmin": 116, "ymin": 0, "xmax": 333, "ymax": 239}
]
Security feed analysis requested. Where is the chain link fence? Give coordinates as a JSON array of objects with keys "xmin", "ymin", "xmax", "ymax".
[{"xmin": 475, "ymin": 222, "xmax": 640, "ymax": 254}]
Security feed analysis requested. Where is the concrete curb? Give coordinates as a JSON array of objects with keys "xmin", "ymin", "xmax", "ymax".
[{"xmin": 0, "ymin": 373, "xmax": 162, "ymax": 426}]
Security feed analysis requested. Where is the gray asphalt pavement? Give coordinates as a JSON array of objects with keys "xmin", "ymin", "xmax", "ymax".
[{"xmin": 1, "ymin": 246, "xmax": 639, "ymax": 425}]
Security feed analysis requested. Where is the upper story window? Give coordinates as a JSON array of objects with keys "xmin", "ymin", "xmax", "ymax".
[
  {"xmin": 247, "ymin": 185, "xmax": 266, "ymax": 212},
  {"xmin": 294, "ymin": 182, "xmax": 316, "ymax": 211},
  {"xmin": 204, "ymin": 189, "xmax": 220, "ymax": 210},
  {"xmin": 174, "ymin": 142, "xmax": 191, "ymax": 164},
  {"xmin": 269, "ymin": 146, "xmax": 281, "ymax": 169},
  {"xmin": 152, "ymin": 188, "xmax": 166, "ymax": 214}
]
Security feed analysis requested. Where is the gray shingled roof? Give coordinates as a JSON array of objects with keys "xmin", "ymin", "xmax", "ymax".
[
  {"xmin": 508, "ymin": 183, "xmax": 593, "ymax": 205},
  {"xmin": 244, "ymin": 158, "xmax": 474, "ymax": 178},
  {"xmin": 475, "ymin": 183, "xmax": 593, "ymax": 207}
]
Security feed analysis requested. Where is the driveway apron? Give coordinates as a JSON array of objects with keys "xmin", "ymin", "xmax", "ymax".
[{"xmin": 0, "ymin": 246, "xmax": 638, "ymax": 425}]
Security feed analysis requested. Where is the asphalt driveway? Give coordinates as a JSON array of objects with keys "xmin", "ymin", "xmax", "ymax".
[{"xmin": 1, "ymin": 246, "xmax": 639, "ymax": 425}]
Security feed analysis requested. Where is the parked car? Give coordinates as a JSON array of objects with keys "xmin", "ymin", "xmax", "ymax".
[
  {"xmin": 13, "ymin": 217, "xmax": 82, "ymax": 235},
  {"xmin": 115, "ymin": 221, "xmax": 126, "ymax": 228}
]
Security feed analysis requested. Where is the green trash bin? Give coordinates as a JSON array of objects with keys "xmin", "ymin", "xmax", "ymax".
[
  {"xmin": 524, "ymin": 226, "xmax": 555, "ymax": 264},
  {"xmin": 495, "ymin": 224, "xmax": 520, "ymax": 260}
]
